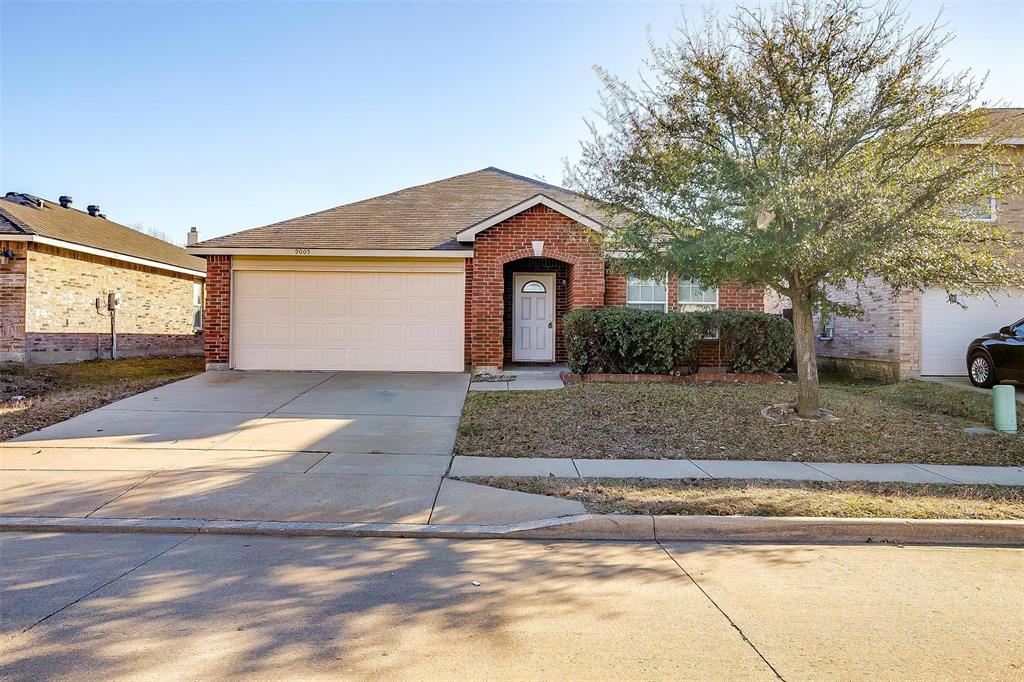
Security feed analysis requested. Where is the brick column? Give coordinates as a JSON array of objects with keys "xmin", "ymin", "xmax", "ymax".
[
  {"xmin": 203, "ymin": 255, "xmax": 231, "ymax": 369},
  {"xmin": 0, "ymin": 241, "xmax": 27, "ymax": 361}
]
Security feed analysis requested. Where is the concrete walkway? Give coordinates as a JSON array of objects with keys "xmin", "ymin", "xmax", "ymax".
[
  {"xmin": 451, "ymin": 455, "xmax": 1024, "ymax": 485},
  {"xmin": 469, "ymin": 367, "xmax": 566, "ymax": 391},
  {"xmin": 916, "ymin": 375, "xmax": 1024, "ymax": 403}
]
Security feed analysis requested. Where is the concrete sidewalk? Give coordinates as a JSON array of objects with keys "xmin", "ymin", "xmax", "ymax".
[{"xmin": 450, "ymin": 455, "xmax": 1024, "ymax": 485}]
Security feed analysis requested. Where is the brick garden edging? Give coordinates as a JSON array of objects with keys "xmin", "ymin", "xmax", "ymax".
[{"xmin": 560, "ymin": 371, "xmax": 785, "ymax": 385}]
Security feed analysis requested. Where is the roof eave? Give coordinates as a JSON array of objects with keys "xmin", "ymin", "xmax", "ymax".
[
  {"xmin": 187, "ymin": 247, "xmax": 473, "ymax": 258},
  {"xmin": 455, "ymin": 193, "xmax": 605, "ymax": 243},
  {"xmin": 3, "ymin": 234, "xmax": 206, "ymax": 277}
]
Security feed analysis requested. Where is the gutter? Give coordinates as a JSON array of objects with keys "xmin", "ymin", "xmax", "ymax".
[
  {"xmin": 187, "ymin": 247, "xmax": 473, "ymax": 258},
  {"xmin": 1, "ymin": 234, "xmax": 206, "ymax": 278}
]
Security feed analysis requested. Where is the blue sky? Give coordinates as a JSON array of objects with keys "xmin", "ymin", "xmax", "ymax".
[{"xmin": 2, "ymin": 1, "xmax": 1022, "ymax": 242}]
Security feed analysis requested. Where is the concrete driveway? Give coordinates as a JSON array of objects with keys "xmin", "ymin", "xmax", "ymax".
[{"xmin": 0, "ymin": 371, "xmax": 483, "ymax": 524}]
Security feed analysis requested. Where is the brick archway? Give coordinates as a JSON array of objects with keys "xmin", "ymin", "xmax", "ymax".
[{"xmin": 465, "ymin": 203, "xmax": 606, "ymax": 370}]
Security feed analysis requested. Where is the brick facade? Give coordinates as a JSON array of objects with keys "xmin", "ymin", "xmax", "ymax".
[
  {"xmin": 0, "ymin": 241, "xmax": 28, "ymax": 360},
  {"xmin": 203, "ymin": 255, "xmax": 232, "ymax": 368},
  {"xmin": 200, "ymin": 204, "xmax": 768, "ymax": 372},
  {"xmin": 465, "ymin": 203, "xmax": 606, "ymax": 369},
  {"xmin": 817, "ymin": 146, "xmax": 1024, "ymax": 376},
  {"xmin": 1, "ymin": 242, "xmax": 203, "ymax": 363}
]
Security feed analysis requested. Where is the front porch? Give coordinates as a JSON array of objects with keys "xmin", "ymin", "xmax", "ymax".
[{"xmin": 464, "ymin": 202, "xmax": 607, "ymax": 371}]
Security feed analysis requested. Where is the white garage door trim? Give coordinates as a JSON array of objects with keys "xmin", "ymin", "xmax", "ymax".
[
  {"xmin": 920, "ymin": 288, "xmax": 1024, "ymax": 376},
  {"xmin": 230, "ymin": 260, "xmax": 465, "ymax": 371}
]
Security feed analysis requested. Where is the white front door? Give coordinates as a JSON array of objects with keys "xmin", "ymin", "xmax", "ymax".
[{"xmin": 513, "ymin": 273, "xmax": 555, "ymax": 362}]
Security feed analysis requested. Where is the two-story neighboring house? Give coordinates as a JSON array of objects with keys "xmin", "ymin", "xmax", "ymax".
[{"xmin": 816, "ymin": 108, "xmax": 1024, "ymax": 380}]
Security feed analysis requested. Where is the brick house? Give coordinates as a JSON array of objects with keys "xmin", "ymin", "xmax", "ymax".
[
  {"xmin": 189, "ymin": 167, "xmax": 763, "ymax": 372},
  {"xmin": 815, "ymin": 109, "xmax": 1024, "ymax": 380},
  {"xmin": 0, "ymin": 193, "xmax": 206, "ymax": 363}
]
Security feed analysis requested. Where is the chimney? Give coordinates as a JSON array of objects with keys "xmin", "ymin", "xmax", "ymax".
[
  {"xmin": 59, "ymin": 195, "xmax": 73, "ymax": 208},
  {"xmin": 87, "ymin": 205, "xmax": 101, "ymax": 217},
  {"xmin": 187, "ymin": 226, "xmax": 200, "ymax": 246}
]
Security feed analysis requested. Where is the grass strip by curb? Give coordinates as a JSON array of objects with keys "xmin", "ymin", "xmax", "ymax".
[{"xmin": 458, "ymin": 476, "xmax": 1024, "ymax": 520}]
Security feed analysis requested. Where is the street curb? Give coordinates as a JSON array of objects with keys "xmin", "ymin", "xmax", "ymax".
[{"xmin": 2, "ymin": 514, "xmax": 1022, "ymax": 546}]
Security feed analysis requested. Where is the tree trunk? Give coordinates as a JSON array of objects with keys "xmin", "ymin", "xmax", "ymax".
[{"xmin": 790, "ymin": 290, "xmax": 821, "ymax": 418}]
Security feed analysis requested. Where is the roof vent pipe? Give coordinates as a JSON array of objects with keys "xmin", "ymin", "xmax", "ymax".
[
  {"xmin": 87, "ymin": 205, "xmax": 101, "ymax": 217},
  {"xmin": 59, "ymin": 195, "xmax": 73, "ymax": 208},
  {"xmin": 187, "ymin": 226, "xmax": 200, "ymax": 246}
]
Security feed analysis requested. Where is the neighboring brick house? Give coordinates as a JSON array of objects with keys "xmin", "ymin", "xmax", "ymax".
[
  {"xmin": 189, "ymin": 167, "xmax": 763, "ymax": 372},
  {"xmin": 816, "ymin": 108, "xmax": 1024, "ymax": 380},
  {"xmin": 0, "ymin": 193, "xmax": 206, "ymax": 363}
]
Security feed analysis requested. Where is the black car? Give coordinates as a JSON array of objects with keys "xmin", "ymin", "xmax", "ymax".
[{"xmin": 966, "ymin": 318, "xmax": 1024, "ymax": 388}]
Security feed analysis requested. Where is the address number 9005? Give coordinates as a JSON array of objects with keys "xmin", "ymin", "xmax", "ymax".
[{"xmin": 294, "ymin": 248, "xmax": 311, "ymax": 255}]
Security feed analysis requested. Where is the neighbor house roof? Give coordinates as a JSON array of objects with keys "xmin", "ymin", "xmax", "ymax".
[
  {"xmin": 0, "ymin": 193, "xmax": 206, "ymax": 275},
  {"xmin": 190, "ymin": 167, "xmax": 605, "ymax": 252},
  {"xmin": 980, "ymin": 107, "xmax": 1024, "ymax": 139}
]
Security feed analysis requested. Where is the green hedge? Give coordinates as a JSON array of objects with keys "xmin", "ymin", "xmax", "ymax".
[{"xmin": 563, "ymin": 307, "xmax": 793, "ymax": 375}]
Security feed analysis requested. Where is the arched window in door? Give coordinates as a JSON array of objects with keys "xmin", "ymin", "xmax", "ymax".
[{"xmin": 521, "ymin": 280, "xmax": 546, "ymax": 293}]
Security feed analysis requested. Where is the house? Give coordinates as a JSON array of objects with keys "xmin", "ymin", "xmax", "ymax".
[
  {"xmin": 188, "ymin": 167, "xmax": 764, "ymax": 372},
  {"xmin": 816, "ymin": 108, "xmax": 1024, "ymax": 380},
  {"xmin": 0, "ymin": 193, "xmax": 206, "ymax": 363}
]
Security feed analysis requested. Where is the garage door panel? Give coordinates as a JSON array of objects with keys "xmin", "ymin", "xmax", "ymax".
[
  {"xmin": 232, "ymin": 268, "xmax": 464, "ymax": 371},
  {"xmin": 379, "ymin": 325, "xmax": 407, "ymax": 346},
  {"xmin": 351, "ymin": 300, "xmax": 378, "ymax": 317},
  {"xmin": 922, "ymin": 288, "xmax": 1024, "ymax": 376},
  {"xmin": 266, "ymin": 324, "xmax": 295, "ymax": 344},
  {"xmin": 293, "ymin": 273, "xmax": 322, "ymax": 295}
]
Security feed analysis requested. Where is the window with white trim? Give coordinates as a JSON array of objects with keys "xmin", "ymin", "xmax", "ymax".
[
  {"xmin": 959, "ymin": 165, "xmax": 998, "ymax": 221},
  {"xmin": 677, "ymin": 280, "xmax": 718, "ymax": 312},
  {"xmin": 192, "ymin": 282, "xmax": 203, "ymax": 331},
  {"xmin": 818, "ymin": 313, "xmax": 834, "ymax": 341},
  {"xmin": 626, "ymin": 275, "xmax": 668, "ymax": 312}
]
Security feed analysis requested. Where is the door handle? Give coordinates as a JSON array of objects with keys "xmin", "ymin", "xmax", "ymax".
[{"xmin": 547, "ymin": 321, "xmax": 553, "ymax": 329}]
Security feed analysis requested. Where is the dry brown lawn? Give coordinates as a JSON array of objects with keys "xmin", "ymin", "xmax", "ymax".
[
  {"xmin": 0, "ymin": 356, "xmax": 204, "ymax": 440},
  {"xmin": 461, "ymin": 476, "xmax": 1024, "ymax": 520},
  {"xmin": 456, "ymin": 379, "xmax": 1024, "ymax": 466}
]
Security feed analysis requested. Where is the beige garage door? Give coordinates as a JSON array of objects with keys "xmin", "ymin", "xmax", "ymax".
[{"xmin": 232, "ymin": 269, "xmax": 464, "ymax": 371}]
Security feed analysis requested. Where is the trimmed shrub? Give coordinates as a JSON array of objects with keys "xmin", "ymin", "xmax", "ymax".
[{"xmin": 563, "ymin": 307, "xmax": 793, "ymax": 375}]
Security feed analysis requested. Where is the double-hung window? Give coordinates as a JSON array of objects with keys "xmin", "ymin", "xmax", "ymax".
[
  {"xmin": 626, "ymin": 276, "xmax": 668, "ymax": 312},
  {"xmin": 677, "ymin": 280, "xmax": 718, "ymax": 312}
]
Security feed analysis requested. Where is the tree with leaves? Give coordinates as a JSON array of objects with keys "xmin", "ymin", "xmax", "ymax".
[{"xmin": 569, "ymin": 0, "xmax": 1024, "ymax": 417}]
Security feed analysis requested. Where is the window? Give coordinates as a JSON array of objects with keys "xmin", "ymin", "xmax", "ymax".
[
  {"xmin": 521, "ymin": 280, "xmax": 546, "ymax": 293},
  {"xmin": 959, "ymin": 165, "xmax": 998, "ymax": 221},
  {"xmin": 192, "ymin": 283, "xmax": 203, "ymax": 331},
  {"xmin": 626, "ymin": 276, "xmax": 668, "ymax": 311},
  {"xmin": 677, "ymin": 280, "xmax": 718, "ymax": 312},
  {"xmin": 818, "ymin": 313, "xmax": 834, "ymax": 341}
]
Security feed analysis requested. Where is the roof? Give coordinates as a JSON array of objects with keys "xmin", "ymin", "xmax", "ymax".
[
  {"xmin": 977, "ymin": 107, "xmax": 1024, "ymax": 142},
  {"xmin": 0, "ymin": 194, "xmax": 206, "ymax": 274},
  {"xmin": 192, "ymin": 167, "xmax": 605, "ymax": 251}
]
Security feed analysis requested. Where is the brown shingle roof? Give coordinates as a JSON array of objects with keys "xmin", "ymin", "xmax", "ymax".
[
  {"xmin": 0, "ymin": 194, "xmax": 206, "ymax": 273},
  {"xmin": 979, "ymin": 107, "xmax": 1024, "ymax": 139},
  {"xmin": 192, "ymin": 167, "xmax": 604, "ymax": 251}
]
